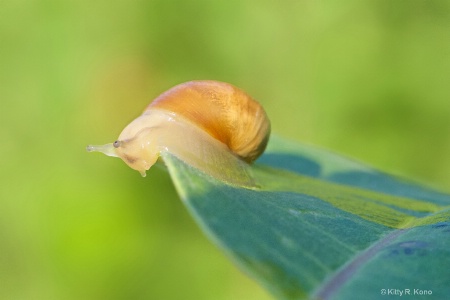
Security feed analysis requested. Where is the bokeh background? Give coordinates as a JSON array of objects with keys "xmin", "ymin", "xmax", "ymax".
[{"xmin": 1, "ymin": 1, "xmax": 449, "ymax": 299}]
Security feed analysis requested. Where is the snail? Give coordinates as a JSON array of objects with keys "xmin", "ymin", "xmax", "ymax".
[{"xmin": 87, "ymin": 80, "xmax": 270, "ymax": 187}]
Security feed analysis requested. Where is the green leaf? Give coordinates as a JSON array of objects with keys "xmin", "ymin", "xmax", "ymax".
[{"xmin": 162, "ymin": 135, "xmax": 450, "ymax": 300}]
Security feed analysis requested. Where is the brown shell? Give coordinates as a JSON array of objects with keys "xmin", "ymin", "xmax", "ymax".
[{"xmin": 146, "ymin": 80, "xmax": 270, "ymax": 163}]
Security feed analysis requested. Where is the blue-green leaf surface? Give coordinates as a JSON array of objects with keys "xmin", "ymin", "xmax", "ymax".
[{"xmin": 162, "ymin": 136, "xmax": 450, "ymax": 300}]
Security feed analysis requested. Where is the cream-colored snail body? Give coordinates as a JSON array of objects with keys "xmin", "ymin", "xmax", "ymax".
[{"xmin": 87, "ymin": 80, "xmax": 270, "ymax": 186}]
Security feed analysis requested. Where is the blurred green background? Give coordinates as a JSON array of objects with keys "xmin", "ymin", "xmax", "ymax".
[{"xmin": 1, "ymin": 1, "xmax": 449, "ymax": 299}]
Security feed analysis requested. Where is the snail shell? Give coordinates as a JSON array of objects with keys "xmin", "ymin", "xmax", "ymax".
[{"xmin": 87, "ymin": 80, "xmax": 270, "ymax": 187}]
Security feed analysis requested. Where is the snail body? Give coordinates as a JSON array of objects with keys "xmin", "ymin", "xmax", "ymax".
[{"xmin": 87, "ymin": 80, "xmax": 270, "ymax": 187}]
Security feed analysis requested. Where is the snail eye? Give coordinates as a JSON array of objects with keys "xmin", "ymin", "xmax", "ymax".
[{"xmin": 113, "ymin": 140, "xmax": 121, "ymax": 148}]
